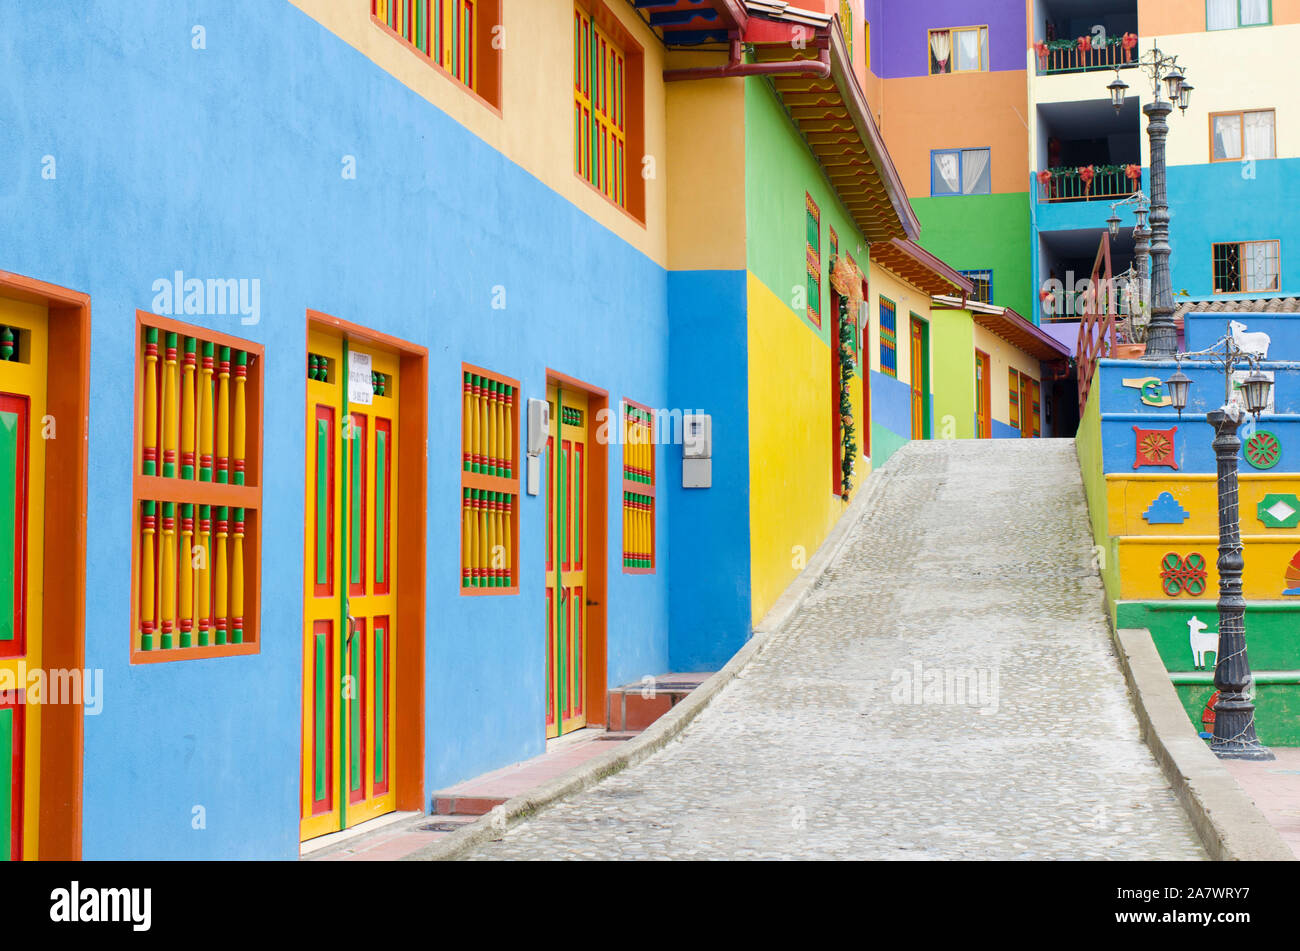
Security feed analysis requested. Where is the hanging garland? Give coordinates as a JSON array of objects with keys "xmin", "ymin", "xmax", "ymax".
[{"xmin": 830, "ymin": 255, "xmax": 861, "ymax": 500}]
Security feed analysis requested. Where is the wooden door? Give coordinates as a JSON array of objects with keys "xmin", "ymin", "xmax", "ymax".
[
  {"xmin": 1019, "ymin": 372, "xmax": 1033, "ymax": 438},
  {"xmin": 975, "ymin": 350, "xmax": 991, "ymax": 439},
  {"xmin": 545, "ymin": 384, "xmax": 588, "ymax": 738},
  {"xmin": 909, "ymin": 317, "xmax": 928, "ymax": 440},
  {"xmin": 301, "ymin": 330, "xmax": 399, "ymax": 840},
  {"xmin": 0, "ymin": 298, "xmax": 47, "ymax": 861}
]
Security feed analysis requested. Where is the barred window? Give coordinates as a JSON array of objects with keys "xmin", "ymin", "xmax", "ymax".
[
  {"xmin": 960, "ymin": 269, "xmax": 993, "ymax": 303},
  {"xmin": 131, "ymin": 315, "xmax": 263, "ymax": 661},
  {"xmin": 879, "ymin": 297, "xmax": 897, "ymax": 377},
  {"xmin": 1213, "ymin": 240, "xmax": 1280, "ymax": 294},
  {"xmin": 461, "ymin": 365, "xmax": 519, "ymax": 593}
]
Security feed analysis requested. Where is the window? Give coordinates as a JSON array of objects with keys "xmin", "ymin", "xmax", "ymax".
[
  {"xmin": 961, "ymin": 269, "xmax": 994, "ymax": 303},
  {"xmin": 879, "ymin": 297, "xmax": 897, "ymax": 377},
  {"xmin": 370, "ymin": 1, "xmax": 502, "ymax": 106},
  {"xmin": 575, "ymin": 2, "xmax": 644, "ymax": 217},
  {"xmin": 1211, "ymin": 109, "xmax": 1275, "ymax": 161},
  {"xmin": 1030, "ymin": 380, "xmax": 1041, "ymax": 438},
  {"xmin": 1213, "ymin": 240, "xmax": 1281, "ymax": 293},
  {"xmin": 131, "ymin": 315, "xmax": 263, "ymax": 660},
  {"xmin": 929, "ymin": 27, "xmax": 988, "ymax": 74},
  {"xmin": 1008, "ymin": 368, "xmax": 1020, "ymax": 428},
  {"xmin": 461, "ymin": 364, "xmax": 519, "ymax": 592},
  {"xmin": 839, "ymin": 0, "xmax": 853, "ymax": 62},
  {"xmin": 931, "ymin": 148, "xmax": 991, "ymax": 196},
  {"xmin": 1207, "ymin": 0, "xmax": 1271, "ymax": 30},
  {"xmin": 622, "ymin": 400, "xmax": 655, "ymax": 572},
  {"xmin": 806, "ymin": 193, "xmax": 822, "ymax": 328}
]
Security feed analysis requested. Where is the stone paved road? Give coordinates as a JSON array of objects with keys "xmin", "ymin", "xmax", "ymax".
[{"xmin": 466, "ymin": 440, "xmax": 1206, "ymax": 860}]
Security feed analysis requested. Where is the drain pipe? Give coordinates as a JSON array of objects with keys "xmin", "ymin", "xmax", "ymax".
[{"xmin": 664, "ymin": 37, "xmax": 831, "ymax": 83}]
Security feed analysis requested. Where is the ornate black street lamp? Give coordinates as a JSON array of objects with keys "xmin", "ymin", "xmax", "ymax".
[
  {"xmin": 1107, "ymin": 190, "xmax": 1150, "ymax": 328},
  {"xmin": 1108, "ymin": 41, "xmax": 1193, "ymax": 359},
  {"xmin": 1165, "ymin": 329, "xmax": 1275, "ymax": 760}
]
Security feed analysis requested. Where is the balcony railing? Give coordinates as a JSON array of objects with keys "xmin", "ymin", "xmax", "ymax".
[
  {"xmin": 1035, "ymin": 34, "xmax": 1139, "ymax": 75},
  {"xmin": 1037, "ymin": 165, "xmax": 1142, "ymax": 203}
]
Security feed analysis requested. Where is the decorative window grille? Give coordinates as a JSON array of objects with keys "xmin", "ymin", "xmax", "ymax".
[
  {"xmin": 621, "ymin": 400, "xmax": 655, "ymax": 572},
  {"xmin": 575, "ymin": 4, "xmax": 628, "ymax": 209},
  {"xmin": 879, "ymin": 298, "xmax": 897, "ymax": 377},
  {"xmin": 132, "ymin": 316, "xmax": 263, "ymax": 659},
  {"xmin": 372, "ymin": 0, "xmax": 480, "ymax": 91},
  {"xmin": 1009, "ymin": 368, "xmax": 1020, "ymax": 428},
  {"xmin": 806, "ymin": 194, "xmax": 822, "ymax": 327},
  {"xmin": 1213, "ymin": 240, "xmax": 1280, "ymax": 294},
  {"xmin": 461, "ymin": 365, "xmax": 519, "ymax": 592}
]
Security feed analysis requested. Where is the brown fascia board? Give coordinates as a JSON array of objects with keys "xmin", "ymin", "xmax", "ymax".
[{"xmin": 825, "ymin": 20, "xmax": 920, "ymax": 241}]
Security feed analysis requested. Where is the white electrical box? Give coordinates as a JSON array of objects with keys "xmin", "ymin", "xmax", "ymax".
[
  {"xmin": 527, "ymin": 398, "xmax": 550, "ymax": 455},
  {"xmin": 683, "ymin": 413, "xmax": 711, "ymax": 459},
  {"xmin": 526, "ymin": 397, "xmax": 550, "ymax": 496},
  {"xmin": 682, "ymin": 413, "xmax": 712, "ymax": 488}
]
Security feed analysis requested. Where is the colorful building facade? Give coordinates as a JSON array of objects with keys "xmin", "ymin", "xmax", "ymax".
[
  {"xmin": 1078, "ymin": 310, "xmax": 1300, "ymax": 746},
  {"xmin": 0, "ymin": 0, "xmax": 1061, "ymax": 860}
]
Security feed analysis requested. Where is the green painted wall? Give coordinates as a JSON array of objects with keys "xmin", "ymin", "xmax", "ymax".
[
  {"xmin": 930, "ymin": 308, "xmax": 976, "ymax": 439},
  {"xmin": 1175, "ymin": 682, "xmax": 1300, "ymax": 748},
  {"xmin": 1076, "ymin": 383, "xmax": 1120, "ymax": 612},
  {"xmin": 911, "ymin": 193, "xmax": 1033, "ymax": 322},
  {"xmin": 1118, "ymin": 601, "xmax": 1300, "ymax": 672},
  {"xmin": 744, "ymin": 76, "xmax": 869, "ymax": 353}
]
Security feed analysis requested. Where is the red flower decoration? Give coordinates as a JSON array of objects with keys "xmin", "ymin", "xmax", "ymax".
[
  {"xmin": 1036, "ymin": 170, "xmax": 1052, "ymax": 185},
  {"xmin": 1124, "ymin": 163, "xmax": 1142, "ymax": 182},
  {"xmin": 1076, "ymin": 36, "xmax": 1090, "ymax": 54}
]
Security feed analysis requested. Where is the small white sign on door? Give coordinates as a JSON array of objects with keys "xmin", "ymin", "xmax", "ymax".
[{"xmin": 348, "ymin": 350, "xmax": 374, "ymax": 406}]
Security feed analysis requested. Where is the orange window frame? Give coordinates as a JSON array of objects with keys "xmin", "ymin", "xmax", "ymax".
[
  {"xmin": 129, "ymin": 312, "xmax": 264, "ymax": 664},
  {"xmin": 370, "ymin": 0, "xmax": 504, "ymax": 111},
  {"xmin": 460, "ymin": 363, "xmax": 520, "ymax": 595},
  {"xmin": 574, "ymin": 1, "xmax": 646, "ymax": 222},
  {"xmin": 1208, "ymin": 108, "xmax": 1275, "ymax": 162},
  {"xmin": 621, "ymin": 398, "xmax": 655, "ymax": 574}
]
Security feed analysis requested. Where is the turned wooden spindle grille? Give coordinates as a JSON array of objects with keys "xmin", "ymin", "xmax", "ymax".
[
  {"xmin": 461, "ymin": 364, "xmax": 519, "ymax": 593},
  {"xmin": 132, "ymin": 315, "xmax": 263, "ymax": 660},
  {"xmin": 621, "ymin": 400, "xmax": 655, "ymax": 573}
]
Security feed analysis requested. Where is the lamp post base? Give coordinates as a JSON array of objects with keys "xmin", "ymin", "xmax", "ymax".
[{"xmin": 1210, "ymin": 741, "xmax": 1275, "ymax": 761}]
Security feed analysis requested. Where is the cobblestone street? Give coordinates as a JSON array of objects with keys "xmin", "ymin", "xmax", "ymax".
[{"xmin": 465, "ymin": 440, "xmax": 1205, "ymax": 860}]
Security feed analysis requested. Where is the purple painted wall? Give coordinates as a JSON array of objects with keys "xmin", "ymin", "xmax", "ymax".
[
  {"xmin": 876, "ymin": 0, "xmax": 1027, "ymax": 79},
  {"xmin": 864, "ymin": 0, "xmax": 884, "ymax": 75}
]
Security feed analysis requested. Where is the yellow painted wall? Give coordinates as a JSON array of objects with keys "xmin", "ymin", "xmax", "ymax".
[
  {"xmin": 1107, "ymin": 473, "xmax": 1300, "ymax": 537},
  {"xmin": 972, "ymin": 324, "xmax": 1040, "ymax": 428},
  {"xmin": 664, "ymin": 70, "xmax": 746, "ymax": 270},
  {"xmin": 747, "ymin": 272, "xmax": 868, "ymax": 625},
  {"xmin": 1126, "ymin": 24, "xmax": 1300, "ymax": 167},
  {"xmin": 1119, "ymin": 535, "xmax": 1300, "ymax": 600},
  {"xmin": 290, "ymin": 0, "xmax": 669, "ymax": 265}
]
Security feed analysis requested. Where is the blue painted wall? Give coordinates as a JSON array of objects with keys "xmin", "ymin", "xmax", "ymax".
[
  {"xmin": 666, "ymin": 271, "xmax": 752, "ymax": 671},
  {"xmin": 0, "ymin": 0, "xmax": 683, "ymax": 858},
  {"xmin": 869, "ymin": 370, "xmax": 911, "ymax": 466},
  {"xmin": 1168, "ymin": 160, "xmax": 1300, "ymax": 300},
  {"xmin": 992, "ymin": 420, "xmax": 1020, "ymax": 438}
]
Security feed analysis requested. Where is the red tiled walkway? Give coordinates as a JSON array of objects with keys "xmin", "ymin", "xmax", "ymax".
[{"xmin": 1223, "ymin": 746, "xmax": 1300, "ymax": 859}]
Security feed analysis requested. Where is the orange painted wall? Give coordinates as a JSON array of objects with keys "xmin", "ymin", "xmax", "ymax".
[
  {"xmin": 877, "ymin": 70, "xmax": 1029, "ymax": 198},
  {"xmin": 1140, "ymin": 0, "xmax": 1300, "ymax": 35}
]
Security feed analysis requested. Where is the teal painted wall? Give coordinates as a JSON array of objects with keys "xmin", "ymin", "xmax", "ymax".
[{"xmin": 911, "ymin": 192, "xmax": 1033, "ymax": 322}]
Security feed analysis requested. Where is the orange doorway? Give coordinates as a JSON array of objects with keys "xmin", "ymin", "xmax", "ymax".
[{"xmin": 975, "ymin": 350, "xmax": 991, "ymax": 439}]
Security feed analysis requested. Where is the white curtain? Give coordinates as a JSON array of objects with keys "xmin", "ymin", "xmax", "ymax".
[
  {"xmin": 1214, "ymin": 114, "xmax": 1242, "ymax": 160},
  {"xmin": 1244, "ymin": 243, "xmax": 1279, "ymax": 291},
  {"xmin": 961, "ymin": 148, "xmax": 990, "ymax": 194},
  {"xmin": 956, "ymin": 28, "xmax": 981, "ymax": 71},
  {"xmin": 929, "ymin": 30, "xmax": 951, "ymax": 70},
  {"xmin": 1244, "ymin": 111, "xmax": 1274, "ymax": 159},
  {"xmin": 1207, "ymin": 0, "xmax": 1237, "ymax": 30},
  {"xmin": 1241, "ymin": 0, "xmax": 1270, "ymax": 25},
  {"xmin": 933, "ymin": 151, "xmax": 959, "ymax": 194}
]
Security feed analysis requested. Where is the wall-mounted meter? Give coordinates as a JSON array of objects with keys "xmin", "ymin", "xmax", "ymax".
[
  {"xmin": 526, "ymin": 398, "xmax": 549, "ymax": 495},
  {"xmin": 682, "ymin": 413, "xmax": 711, "ymax": 488}
]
